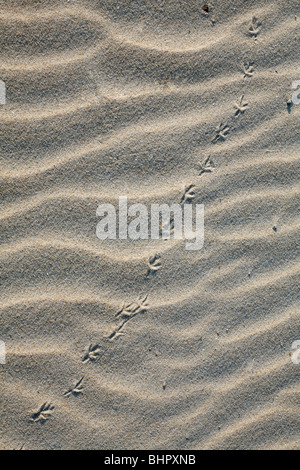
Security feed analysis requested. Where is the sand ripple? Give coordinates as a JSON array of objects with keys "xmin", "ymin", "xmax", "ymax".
[{"xmin": 0, "ymin": 0, "xmax": 299, "ymax": 450}]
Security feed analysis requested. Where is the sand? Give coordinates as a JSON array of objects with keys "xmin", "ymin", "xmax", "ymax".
[{"xmin": 0, "ymin": 0, "xmax": 299, "ymax": 450}]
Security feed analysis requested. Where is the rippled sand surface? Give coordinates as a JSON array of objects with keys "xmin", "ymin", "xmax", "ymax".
[{"xmin": 0, "ymin": 0, "xmax": 299, "ymax": 450}]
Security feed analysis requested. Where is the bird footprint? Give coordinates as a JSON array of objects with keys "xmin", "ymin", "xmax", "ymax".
[
  {"xmin": 234, "ymin": 95, "xmax": 248, "ymax": 117},
  {"xmin": 130, "ymin": 294, "xmax": 150, "ymax": 315},
  {"xmin": 82, "ymin": 344, "xmax": 101, "ymax": 363},
  {"xmin": 199, "ymin": 156, "xmax": 214, "ymax": 175},
  {"xmin": 147, "ymin": 254, "xmax": 162, "ymax": 276},
  {"xmin": 115, "ymin": 294, "xmax": 149, "ymax": 320},
  {"xmin": 249, "ymin": 17, "xmax": 261, "ymax": 37},
  {"xmin": 212, "ymin": 123, "xmax": 230, "ymax": 143},
  {"xmin": 243, "ymin": 61, "xmax": 254, "ymax": 78},
  {"xmin": 180, "ymin": 184, "xmax": 196, "ymax": 204},
  {"xmin": 110, "ymin": 295, "xmax": 150, "ymax": 340},
  {"xmin": 160, "ymin": 215, "xmax": 175, "ymax": 239},
  {"xmin": 30, "ymin": 402, "xmax": 55, "ymax": 423},
  {"xmin": 115, "ymin": 301, "xmax": 137, "ymax": 320},
  {"xmin": 64, "ymin": 377, "xmax": 84, "ymax": 397}
]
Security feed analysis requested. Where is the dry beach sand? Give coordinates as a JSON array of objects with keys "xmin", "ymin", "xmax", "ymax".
[{"xmin": 0, "ymin": 0, "xmax": 299, "ymax": 450}]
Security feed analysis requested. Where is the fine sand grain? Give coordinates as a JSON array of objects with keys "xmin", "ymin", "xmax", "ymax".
[{"xmin": 0, "ymin": 0, "xmax": 299, "ymax": 450}]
